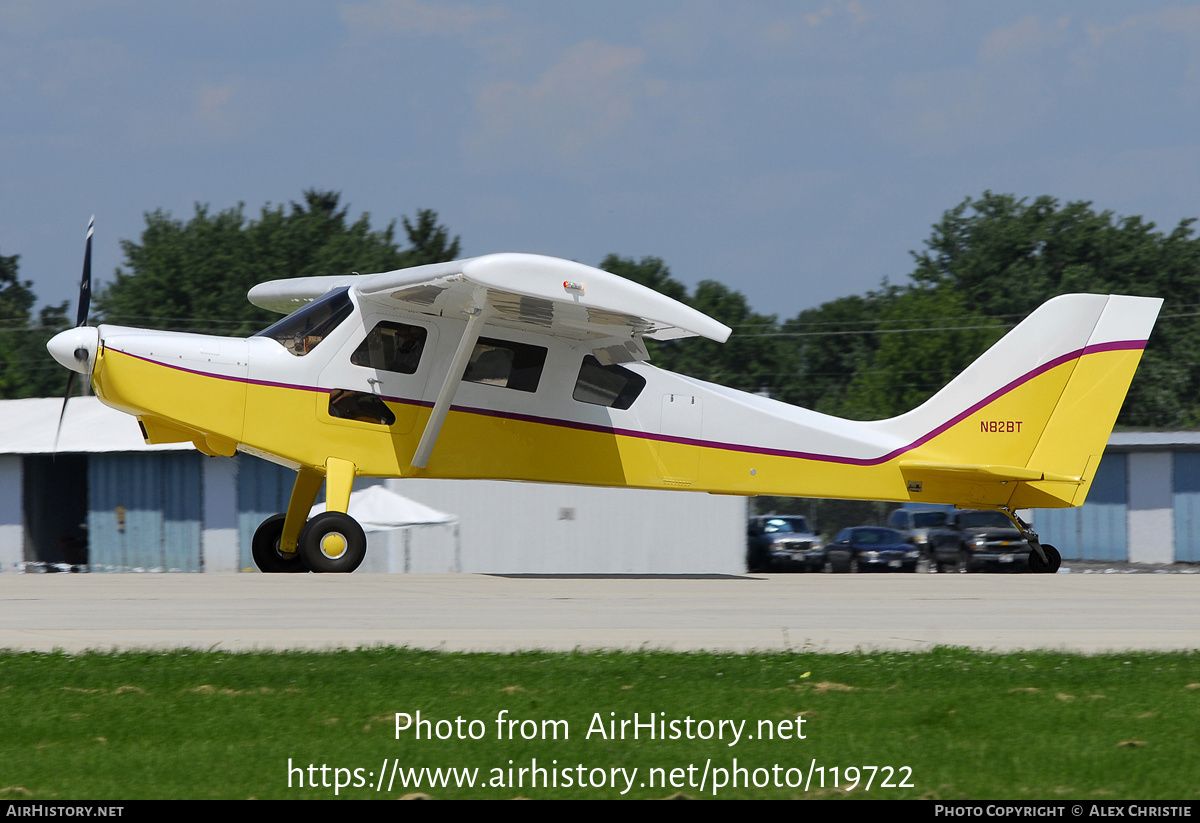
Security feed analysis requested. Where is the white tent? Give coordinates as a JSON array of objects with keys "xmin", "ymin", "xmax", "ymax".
[
  {"xmin": 308, "ymin": 483, "xmax": 454, "ymax": 529},
  {"xmin": 310, "ymin": 483, "xmax": 460, "ymax": 573},
  {"xmin": 0, "ymin": 397, "xmax": 190, "ymax": 455}
]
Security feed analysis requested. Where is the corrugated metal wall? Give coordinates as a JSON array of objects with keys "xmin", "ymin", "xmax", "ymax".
[
  {"xmin": 88, "ymin": 453, "xmax": 203, "ymax": 571},
  {"xmin": 1173, "ymin": 452, "xmax": 1200, "ymax": 562},
  {"xmin": 1034, "ymin": 452, "xmax": 1127, "ymax": 561},
  {"xmin": 235, "ymin": 455, "xmax": 297, "ymax": 570}
]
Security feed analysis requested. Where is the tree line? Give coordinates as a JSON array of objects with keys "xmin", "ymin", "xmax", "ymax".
[{"xmin": 5, "ymin": 189, "xmax": 1200, "ymax": 434}]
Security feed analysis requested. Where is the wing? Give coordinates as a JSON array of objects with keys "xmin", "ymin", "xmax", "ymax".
[{"xmin": 247, "ymin": 253, "xmax": 731, "ymax": 362}]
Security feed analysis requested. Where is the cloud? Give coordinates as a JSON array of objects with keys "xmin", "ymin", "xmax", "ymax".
[
  {"xmin": 1088, "ymin": 4, "xmax": 1200, "ymax": 46},
  {"xmin": 804, "ymin": 7, "xmax": 833, "ymax": 29},
  {"xmin": 469, "ymin": 39, "xmax": 656, "ymax": 165},
  {"xmin": 981, "ymin": 14, "xmax": 1070, "ymax": 61},
  {"xmin": 339, "ymin": 0, "xmax": 502, "ymax": 37},
  {"xmin": 196, "ymin": 83, "xmax": 235, "ymax": 124},
  {"xmin": 874, "ymin": 14, "xmax": 1079, "ymax": 155}
]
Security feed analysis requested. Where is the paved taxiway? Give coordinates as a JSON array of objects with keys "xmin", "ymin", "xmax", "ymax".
[{"xmin": 0, "ymin": 573, "xmax": 1197, "ymax": 653}]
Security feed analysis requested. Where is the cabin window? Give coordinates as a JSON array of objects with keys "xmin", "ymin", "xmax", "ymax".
[
  {"xmin": 573, "ymin": 355, "xmax": 646, "ymax": 410},
  {"xmin": 255, "ymin": 287, "xmax": 353, "ymax": 357},
  {"xmin": 462, "ymin": 337, "xmax": 547, "ymax": 393},
  {"xmin": 350, "ymin": 321, "xmax": 427, "ymax": 374},
  {"xmin": 328, "ymin": 389, "xmax": 396, "ymax": 426}
]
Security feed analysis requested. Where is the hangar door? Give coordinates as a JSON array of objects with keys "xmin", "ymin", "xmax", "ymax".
[
  {"xmin": 1033, "ymin": 453, "xmax": 1127, "ymax": 561},
  {"xmin": 1173, "ymin": 451, "xmax": 1200, "ymax": 562},
  {"xmin": 88, "ymin": 453, "xmax": 203, "ymax": 572}
]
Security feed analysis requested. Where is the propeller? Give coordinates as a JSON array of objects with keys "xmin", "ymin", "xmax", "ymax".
[
  {"xmin": 76, "ymin": 216, "xmax": 92, "ymax": 327},
  {"xmin": 50, "ymin": 217, "xmax": 98, "ymax": 453}
]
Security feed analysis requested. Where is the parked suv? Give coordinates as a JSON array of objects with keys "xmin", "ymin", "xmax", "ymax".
[
  {"xmin": 886, "ymin": 508, "xmax": 952, "ymax": 564},
  {"xmin": 747, "ymin": 515, "xmax": 826, "ymax": 572}
]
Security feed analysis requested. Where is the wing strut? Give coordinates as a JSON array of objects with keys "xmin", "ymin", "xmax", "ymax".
[{"xmin": 410, "ymin": 300, "xmax": 486, "ymax": 470}]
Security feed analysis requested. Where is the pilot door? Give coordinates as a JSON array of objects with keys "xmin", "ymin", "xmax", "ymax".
[{"xmin": 317, "ymin": 314, "xmax": 438, "ymax": 436}]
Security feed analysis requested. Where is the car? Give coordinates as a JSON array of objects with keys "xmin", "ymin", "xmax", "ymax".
[
  {"xmin": 937, "ymin": 509, "xmax": 1032, "ymax": 572},
  {"xmin": 886, "ymin": 508, "xmax": 952, "ymax": 566},
  {"xmin": 746, "ymin": 515, "xmax": 826, "ymax": 572},
  {"xmin": 826, "ymin": 527, "xmax": 920, "ymax": 573}
]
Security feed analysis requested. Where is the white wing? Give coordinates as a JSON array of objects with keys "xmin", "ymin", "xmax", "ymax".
[{"xmin": 248, "ymin": 253, "xmax": 731, "ymax": 352}]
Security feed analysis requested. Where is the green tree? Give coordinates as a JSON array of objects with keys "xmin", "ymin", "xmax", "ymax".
[
  {"xmin": 598, "ymin": 255, "xmax": 794, "ymax": 396},
  {"xmin": 598, "ymin": 254, "xmax": 688, "ymax": 303},
  {"xmin": 0, "ymin": 251, "xmax": 71, "ymax": 398},
  {"xmin": 781, "ymin": 292, "xmax": 890, "ymax": 416},
  {"xmin": 97, "ymin": 190, "xmax": 460, "ymax": 335},
  {"xmin": 907, "ymin": 191, "xmax": 1200, "ymax": 427},
  {"xmin": 838, "ymin": 286, "xmax": 1004, "ymax": 420},
  {"xmin": 910, "ymin": 192, "xmax": 1174, "ymax": 316},
  {"xmin": 403, "ymin": 208, "xmax": 462, "ymax": 266}
]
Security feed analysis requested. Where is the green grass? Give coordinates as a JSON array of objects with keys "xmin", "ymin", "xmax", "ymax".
[{"xmin": 1, "ymin": 647, "xmax": 1198, "ymax": 799}]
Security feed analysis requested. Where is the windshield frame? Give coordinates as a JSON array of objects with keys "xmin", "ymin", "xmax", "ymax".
[{"xmin": 254, "ymin": 287, "xmax": 354, "ymax": 357}]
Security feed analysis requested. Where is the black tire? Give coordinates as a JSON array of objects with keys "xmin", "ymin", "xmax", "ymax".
[
  {"xmin": 252, "ymin": 514, "xmax": 307, "ymax": 573},
  {"xmin": 1029, "ymin": 544, "xmax": 1061, "ymax": 574},
  {"xmin": 299, "ymin": 512, "xmax": 366, "ymax": 574}
]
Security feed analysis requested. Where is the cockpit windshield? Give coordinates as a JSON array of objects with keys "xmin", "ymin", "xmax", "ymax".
[{"xmin": 254, "ymin": 287, "xmax": 353, "ymax": 356}]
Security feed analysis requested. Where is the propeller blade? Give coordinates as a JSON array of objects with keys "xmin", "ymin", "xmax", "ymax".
[
  {"xmin": 53, "ymin": 372, "xmax": 77, "ymax": 456},
  {"xmin": 55, "ymin": 217, "xmax": 94, "ymax": 457},
  {"xmin": 76, "ymin": 216, "xmax": 93, "ymax": 328}
]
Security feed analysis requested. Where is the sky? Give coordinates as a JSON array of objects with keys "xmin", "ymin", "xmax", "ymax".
[{"xmin": 3, "ymin": 0, "xmax": 1200, "ymax": 322}]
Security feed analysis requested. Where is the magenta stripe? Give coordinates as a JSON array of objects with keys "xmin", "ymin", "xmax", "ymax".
[{"xmin": 108, "ymin": 338, "xmax": 1146, "ymax": 466}]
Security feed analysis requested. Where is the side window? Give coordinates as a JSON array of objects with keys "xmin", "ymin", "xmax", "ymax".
[
  {"xmin": 463, "ymin": 337, "xmax": 547, "ymax": 393},
  {"xmin": 573, "ymin": 355, "xmax": 646, "ymax": 410},
  {"xmin": 328, "ymin": 389, "xmax": 396, "ymax": 426},
  {"xmin": 351, "ymin": 321, "xmax": 427, "ymax": 374}
]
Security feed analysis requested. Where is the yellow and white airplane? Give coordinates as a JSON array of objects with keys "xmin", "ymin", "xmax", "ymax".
[{"xmin": 48, "ymin": 221, "xmax": 1162, "ymax": 574}]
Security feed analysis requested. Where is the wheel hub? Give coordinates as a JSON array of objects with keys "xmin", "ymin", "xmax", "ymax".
[{"xmin": 320, "ymin": 532, "xmax": 347, "ymax": 559}]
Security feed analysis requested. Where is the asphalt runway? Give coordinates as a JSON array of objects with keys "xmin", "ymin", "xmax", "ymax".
[{"xmin": 1, "ymin": 572, "xmax": 1198, "ymax": 654}]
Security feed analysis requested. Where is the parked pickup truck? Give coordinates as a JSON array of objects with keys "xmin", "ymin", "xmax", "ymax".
[
  {"xmin": 746, "ymin": 515, "xmax": 826, "ymax": 572},
  {"xmin": 928, "ymin": 509, "xmax": 1032, "ymax": 573}
]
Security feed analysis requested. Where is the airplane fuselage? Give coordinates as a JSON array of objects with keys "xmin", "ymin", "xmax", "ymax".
[{"xmin": 88, "ymin": 286, "xmax": 1149, "ymax": 511}]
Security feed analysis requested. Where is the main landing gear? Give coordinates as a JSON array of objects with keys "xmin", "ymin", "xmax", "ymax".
[
  {"xmin": 252, "ymin": 457, "xmax": 367, "ymax": 574},
  {"xmin": 998, "ymin": 506, "xmax": 1061, "ymax": 574}
]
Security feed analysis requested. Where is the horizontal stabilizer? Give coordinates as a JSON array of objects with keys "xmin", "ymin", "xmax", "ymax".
[{"xmin": 898, "ymin": 461, "xmax": 1084, "ymax": 485}]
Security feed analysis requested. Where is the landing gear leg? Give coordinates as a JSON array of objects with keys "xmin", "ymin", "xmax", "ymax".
[
  {"xmin": 297, "ymin": 457, "xmax": 366, "ymax": 574},
  {"xmin": 277, "ymin": 466, "xmax": 325, "ymax": 564},
  {"xmin": 999, "ymin": 506, "xmax": 1061, "ymax": 574},
  {"xmin": 252, "ymin": 467, "xmax": 324, "ymax": 573}
]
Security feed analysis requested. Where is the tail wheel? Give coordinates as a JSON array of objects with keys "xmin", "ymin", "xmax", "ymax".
[
  {"xmin": 299, "ymin": 512, "xmax": 366, "ymax": 574},
  {"xmin": 1029, "ymin": 544, "xmax": 1061, "ymax": 574},
  {"xmin": 252, "ymin": 514, "xmax": 307, "ymax": 573}
]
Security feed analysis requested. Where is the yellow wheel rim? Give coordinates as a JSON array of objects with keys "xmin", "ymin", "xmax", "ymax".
[{"xmin": 320, "ymin": 533, "xmax": 347, "ymax": 559}]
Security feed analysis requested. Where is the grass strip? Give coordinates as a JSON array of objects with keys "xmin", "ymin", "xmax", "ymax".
[{"xmin": 0, "ymin": 647, "xmax": 1197, "ymax": 799}]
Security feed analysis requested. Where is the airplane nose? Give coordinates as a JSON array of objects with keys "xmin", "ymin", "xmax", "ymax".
[{"xmin": 47, "ymin": 326, "xmax": 100, "ymax": 374}]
